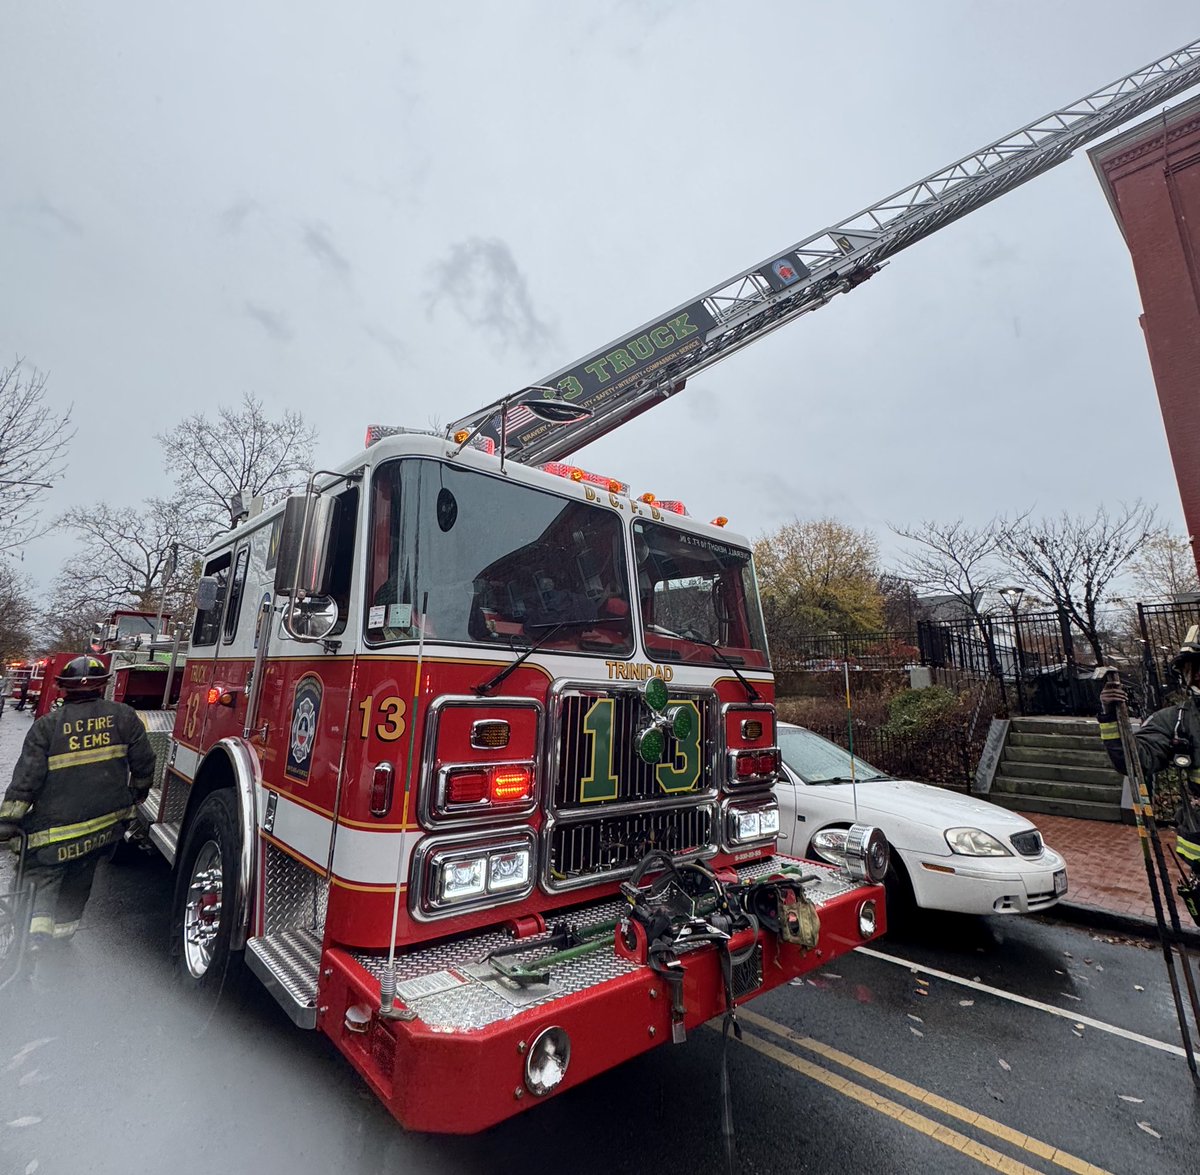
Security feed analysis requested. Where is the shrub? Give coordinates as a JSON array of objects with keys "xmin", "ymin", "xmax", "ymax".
[{"xmin": 882, "ymin": 686, "xmax": 962, "ymax": 736}]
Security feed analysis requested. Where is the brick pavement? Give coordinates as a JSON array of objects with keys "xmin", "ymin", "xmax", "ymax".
[{"xmin": 1021, "ymin": 810, "xmax": 1179, "ymax": 923}]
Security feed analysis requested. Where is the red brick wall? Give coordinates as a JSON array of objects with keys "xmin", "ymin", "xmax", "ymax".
[{"xmin": 1094, "ymin": 107, "xmax": 1200, "ymax": 574}]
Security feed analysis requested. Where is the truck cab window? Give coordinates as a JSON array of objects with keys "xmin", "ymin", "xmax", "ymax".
[
  {"xmin": 222, "ymin": 546, "xmax": 251, "ymax": 643},
  {"xmin": 193, "ymin": 552, "xmax": 232, "ymax": 647},
  {"xmin": 325, "ymin": 487, "xmax": 359, "ymax": 638}
]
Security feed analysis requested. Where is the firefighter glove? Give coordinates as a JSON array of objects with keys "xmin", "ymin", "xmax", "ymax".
[{"xmin": 0, "ymin": 820, "xmax": 21, "ymax": 842}]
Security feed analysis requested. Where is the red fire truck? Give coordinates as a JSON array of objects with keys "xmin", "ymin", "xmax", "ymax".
[
  {"xmin": 138, "ymin": 435, "xmax": 888, "ymax": 1132},
  {"xmin": 128, "ymin": 38, "xmax": 1200, "ymax": 1132}
]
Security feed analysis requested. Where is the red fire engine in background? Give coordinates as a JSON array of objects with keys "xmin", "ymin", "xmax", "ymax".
[{"xmin": 117, "ymin": 40, "xmax": 1200, "ymax": 1132}]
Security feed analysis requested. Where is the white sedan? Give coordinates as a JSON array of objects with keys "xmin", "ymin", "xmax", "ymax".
[{"xmin": 775, "ymin": 723, "xmax": 1068, "ymax": 919}]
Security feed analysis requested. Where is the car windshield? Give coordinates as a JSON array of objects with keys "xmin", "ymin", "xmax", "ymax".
[
  {"xmin": 635, "ymin": 519, "xmax": 769, "ymax": 669},
  {"xmin": 366, "ymin": 458, "xmax": 634, "ymax": 654},
  {"xmin": 778, "ymin": 725, "xmax": 890, "ymax": 783}
]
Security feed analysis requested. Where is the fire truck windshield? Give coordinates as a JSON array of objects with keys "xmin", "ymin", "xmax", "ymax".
[
  {"xmin": 366, "ymin": 459, "xmax": 634, "ymax": 655},
  {"xmin": 635, "ymin": 519, "xmax": 769, "ymax": 670}
]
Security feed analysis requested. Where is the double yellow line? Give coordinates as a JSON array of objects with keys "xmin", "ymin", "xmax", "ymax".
[{"xmin": 726, "ymin": 1009, "xmax": 1113, "ymax": 1175}]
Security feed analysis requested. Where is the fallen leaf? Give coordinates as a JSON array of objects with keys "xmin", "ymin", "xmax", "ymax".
[
  {"xmin": 1137, "ymin": 1122, "xmax": 1161, "ymax": 1139},
  {"xmin": 1074, "ymin": 1023, "xmax": 1086, "ymax": 1031},
  {"xmin": 26, "ymin": 1160, "xmax": 39, "ymax": 1174},
  {"xmin": 6, "ymin": 1117, "xmax": 42, "ymax": 1128},
  {"xmin": 914, "ymin": 988, "xmax": 928, "ymax": 997},
  {"xmin": 788, "ymin": 978, "xmax": 805, "ymax": 986},
  {"xmin": 1096, "ymin": 965, "xmax": 1105, "ymax": 972},
  {"xmin": 1135, "ymin": 985, "xmax": 1145, "ymax": 992},
  {"xmin": 1084, "ymin": 958, "xmax": 1094, "ymax": 966},
  {"xmin": 1064, "ymin": 951, "xmax": 1073, "ymax": 958},
  {"xmin": 1055, "ymin": 969, "xmax": 1066, "ymax": 976},
  {"xmin": 998, "ymin": 1058, "xmax": 1011, "ymax": 1072},
  {"xmin": 972, "ymin": 975, "xmax": 981, "ymax": 982},
  {"xmin": 1060, "ymin": 993, "xmax": 1082, "ymax": 1002},
  {"xmin": 915, "ymin": 977, "xmax": 930, "ymax": 987},
  {"xmin": 907, "ymin": 1014, "xmax": 924, "ymax": 1023},
  {"xmin": 1119, "ymin": 1095, "xmax": 1144, "ymax": 1104},
  {"xmin": 17, "ymin": 1069, "xmax": 47, "ymax": 1087},
  {"xmin": 985, "ymin": 1085, "xmax": 1005, "ymax": 1102},
  {"xmin": 909, "ymin": 1026, "xmax": 924, "ymax": 1037},
  {"xmin": 4, "ymin": 1039, "xmax": 54, "ymax": 1073},
  {"xmin": 821, "ymin": 972, "xmax": 842, "ymax": 980},
  {"xmin": 959, "ymin": 999, "xmax": 975, "ymax": 1007},
  {"xmin": 1072, "ymin": 1030, "xmax": 1083, "ymax": 1038}
]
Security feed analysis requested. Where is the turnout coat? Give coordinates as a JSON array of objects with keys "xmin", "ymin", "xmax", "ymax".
[{"xmin": 1, "ymin": 696, "xmax": 157, "ymax": 863}]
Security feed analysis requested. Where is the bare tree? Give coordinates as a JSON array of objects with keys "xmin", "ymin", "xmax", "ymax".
[
  {"xmin": 157, "ymin": 393, "xmax": 316, "ymax": 535},
  {"xmin": 995, "ymin": 503, "xmax": 1161, "ymax": 662},
  {"xmin": 1128, "ymin": 532, "xmax": 1200, "ymax": 601},
  {"xmin": 0, "ymin": 358, "xmax": 74, "ymax": 554},
  {"xmin": 0, "ymin": 561, "xmax": 38, "ymax": 663},
  {"xmin": 891, "ymin": 517, "xmax": 1004, "ymax": 623},
  {"xmin": 52, "ymin": 497, "xmax": 198, "ymax": 621}
]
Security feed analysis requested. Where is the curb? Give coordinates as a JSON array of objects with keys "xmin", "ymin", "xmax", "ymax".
[{"xmin": 1047, "ymin": 899, "xmax": 1200, "ymax": 949}]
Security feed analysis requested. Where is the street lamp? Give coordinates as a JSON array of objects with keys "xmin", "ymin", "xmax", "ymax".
[{"xmin": 999, "ymin": 586, "xmax": 1026, "ymax": 715}]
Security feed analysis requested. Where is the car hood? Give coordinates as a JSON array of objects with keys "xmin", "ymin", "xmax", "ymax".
[{"xmin": 804, "ymin": 777, "xmax": 1037, "ymax": 836}]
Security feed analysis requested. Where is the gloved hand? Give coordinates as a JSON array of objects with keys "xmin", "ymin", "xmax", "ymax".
[
  {"xmin": 1099, "ymin": 680, "xmax": 1128, "ymax": 717},
  {"xmin": 130, "ymin": 785, "xmax": 151, "ymax": 804},
  {"xmin": 0, "ymin": 820, "xmax": 22, "ymax": 843}
]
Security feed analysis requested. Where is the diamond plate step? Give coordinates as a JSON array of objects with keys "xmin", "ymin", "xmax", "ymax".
[{"xmin": 246, "ymin": 927, "xmax": 322, "ymax": 1028}]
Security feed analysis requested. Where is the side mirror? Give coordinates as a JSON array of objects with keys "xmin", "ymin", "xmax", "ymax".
[
  {"xmin": 195, "ymin": 576, "xmax": 221, "ymax": 613},
  {"xmin": 274, "ymin": 494, "xmax": 336, "ymax": 597},
  {"xmin": 287, "ymin": 596, "xmax": 339, "ymax": 641}
]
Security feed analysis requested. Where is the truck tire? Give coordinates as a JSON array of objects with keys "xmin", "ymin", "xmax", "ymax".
[{"xmin": 171, "ymin": 790, "xmax": 242, "ymax": 992}]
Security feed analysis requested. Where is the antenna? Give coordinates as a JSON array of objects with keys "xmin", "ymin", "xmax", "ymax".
[{"xmin": 844, "ymin": 659, "xmax": 859, "ymax": 824}]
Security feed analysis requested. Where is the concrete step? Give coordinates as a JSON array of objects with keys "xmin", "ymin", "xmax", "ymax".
[
  {"xmin": 1009, "ymin": 716, "xmax": 1097, "ymax": 737},
  {"xmin": 1007, "ymin": 760, "xmax": 1121, "ymax": 787},
  {"xmin": 1007, "ymin": 732, "xmax": 1106, "ymax": 752},
  {"xmin": 990, "ymin": 774, "xmax": 1122, "ymax": 804},
  {"xmin": 1002, "ymin": 745, "xmax": 1113, "ymax": 769},
  {"xmin": 987, "ymin": 791, "xmax": 1123, "ymax": 822}
]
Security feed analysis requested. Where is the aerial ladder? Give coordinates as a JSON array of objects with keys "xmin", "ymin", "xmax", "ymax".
[{"xmin": 448, "ymin": 37, "xmax": 1200, "ymax": 464}]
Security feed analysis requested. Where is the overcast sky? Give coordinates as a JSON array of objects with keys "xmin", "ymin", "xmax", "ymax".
[{"xmin": 3, "ymin": 1, "xmax": 1198, "ymax": 608}]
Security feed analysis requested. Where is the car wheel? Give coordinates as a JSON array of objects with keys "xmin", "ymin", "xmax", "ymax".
[
  {"xmin": 171, "ymin": 790, "xmax": 242, "ymax": 992},
  {"xmin": 882, "ymin": 855, "xmax": 917, "ymax": 932}
]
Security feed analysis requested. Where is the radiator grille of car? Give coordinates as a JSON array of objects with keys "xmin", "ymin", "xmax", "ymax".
[
  {"xmin": 1010, "ymin": 830, "xmax": 1043, "ymax": 857},
  {"xmin": 547, "ymin": 803, "xmax": 716, "ymax": 890},
  {"xmin": 552, "ymin": 689, "xmax": 713, "ymax": 810}
]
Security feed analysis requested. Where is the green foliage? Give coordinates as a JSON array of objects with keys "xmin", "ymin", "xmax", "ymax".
[{"xmin": 882, "ymin": 686, "xmax": 961, "ymax": 735}]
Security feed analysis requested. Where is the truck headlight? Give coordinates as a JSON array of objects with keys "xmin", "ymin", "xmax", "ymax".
[
  {"xmin": 440, "ymin": 855, "xmax": 487, "ymax": 902},
  {"xmin": 488, "ymin": 848, "xmax": 531, "ymax": 891},
  {"xmin": 727, "ymin": 801, "xmax": 780, "ymax": 845}
]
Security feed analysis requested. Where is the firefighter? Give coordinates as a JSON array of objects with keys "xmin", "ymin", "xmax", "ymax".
[
  {"xmin": 0, "ymin": 656, "xmax": 156, "ymax": 945},
  {"xmin": 1098, "ymin": 628, "xmax": 1200, "ymax": 921}
]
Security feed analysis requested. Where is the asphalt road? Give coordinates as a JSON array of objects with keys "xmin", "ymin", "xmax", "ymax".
[{"xmin": 3, "ymin": 712, "xmax": 1200, "ymax": 1175}]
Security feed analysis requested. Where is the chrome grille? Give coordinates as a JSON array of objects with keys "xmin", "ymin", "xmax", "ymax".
[
  {"xmin": 548, "ymin": 804, "xmax": 716, "ymax": 889},
  {"xmin": 553, "ymin": 688, "xmax": 713, "ymax": 809},
  {"xmin": 1010, "ymin": 830, "xmax": 1043, "ymax": 857}
]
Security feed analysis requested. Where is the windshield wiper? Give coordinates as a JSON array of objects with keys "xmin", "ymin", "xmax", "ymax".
[
  {"xmin": 474, "ymin": 617, "xmax": 623, "ymax": 696},
  {"xmin": 809, "ymin": 774, "xmax": 888, "ymax": 785},
  {"xmin": 645, "ymin": 625, "xmax": 761, "ymax": 703}
]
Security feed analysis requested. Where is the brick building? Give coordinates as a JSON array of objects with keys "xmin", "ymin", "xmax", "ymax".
[{"xmin": 1090, "ymin": 96, "xmax": 1200, "ymax": 574}]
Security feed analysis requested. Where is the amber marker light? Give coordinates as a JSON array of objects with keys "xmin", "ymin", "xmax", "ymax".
[
  {"xmin": 640, "ymin": 492, "xmax": 656, "ymax": 504},
  {"xmin": 207, "ymin": 687, "xmax": 221, "ymax": 705},
  {"xmin": 454, "ymin": 429, "xmax": 470, "ymax": 444},
  {"xmin": 711, "ymin": 516, "xmax": 729, "ymax": 527}
]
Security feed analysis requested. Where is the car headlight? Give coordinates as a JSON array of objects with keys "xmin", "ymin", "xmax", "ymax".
[{"xmin": 944, "ymin": 827, "xmax": 1012, "ymax": 857}]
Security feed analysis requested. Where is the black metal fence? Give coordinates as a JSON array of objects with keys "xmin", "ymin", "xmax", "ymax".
[
  {"xmin": 807, "ymin": 721, "xmax": 979, "ymax": 791},
  {"xmin": 1136, "ymin": 600, "xmax": 1200, "ymax": 711},
  {"xmin": 773, "ymin": 600, "xmax": 1200, "ymax": 720}
]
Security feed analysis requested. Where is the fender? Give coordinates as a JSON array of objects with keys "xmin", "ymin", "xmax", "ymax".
[{"xmin": 183, "ymin": 736, "xmax": 261, "ymax": 951}]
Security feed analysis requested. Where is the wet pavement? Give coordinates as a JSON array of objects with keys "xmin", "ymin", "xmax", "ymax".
[{"xmin": 3, "ymin": 709, "xmax": 1200, "ymax": 1174}]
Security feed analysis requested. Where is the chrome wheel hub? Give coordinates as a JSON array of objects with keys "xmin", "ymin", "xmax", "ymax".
[{"xmin": 183, "ymin": 841, "xmax": 224, "ymax": 979}]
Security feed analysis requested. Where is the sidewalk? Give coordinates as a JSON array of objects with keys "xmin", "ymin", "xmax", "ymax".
[{"xmin": 1020, "ymin": 809, "xmax": 1200, "ymax": 944}]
